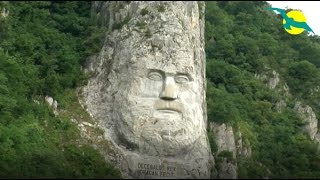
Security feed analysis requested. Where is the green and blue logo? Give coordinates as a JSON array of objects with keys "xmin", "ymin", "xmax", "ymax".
[{"xmin": 267, "ymin": 7, "xmax": 314, "ymax": 35}]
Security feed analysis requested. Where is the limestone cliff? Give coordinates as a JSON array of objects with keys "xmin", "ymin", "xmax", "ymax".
[
  {"xmin": 294, "ymin": 102, "xmax": 320, "ymax": 143},
  {"xmin": 80, "ymin": 1, "xmax": 212, "ymax": 179},
  {"xmin": 0, "ymin": 1, "xmax": 9, "ymax": 18},
  {"xmin": 209, "ymin": 122, "xmax": 237, "ymax": 179},
  {"xmin": 256, "ymin": 69, "xmax": 320, "ymax": 144}
]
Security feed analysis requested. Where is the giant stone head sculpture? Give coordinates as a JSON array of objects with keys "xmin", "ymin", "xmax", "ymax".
[
  {"xmin": 81, "ymin": 1, "xmax": 211, "ymax": 178},
  {"xmin": 113, "ymin": 42, "xmax": 205, "ymax": 157}
]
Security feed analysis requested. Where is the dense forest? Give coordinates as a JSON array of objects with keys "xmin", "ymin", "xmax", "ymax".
[
  {"xmin": 0, "ymin": 1, "xmax": 120, "ymax": 178},
  {"xmin": 205, "ymin": 1, "xmax": 320, "ymax": 178},
  {"xmin": 1, "ymin": 1, "xmax": 320, "ymax": 178}
]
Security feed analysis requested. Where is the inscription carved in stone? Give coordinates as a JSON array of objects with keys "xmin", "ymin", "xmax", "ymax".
[{"xmin": 137, "ymin": 163, "xmax": 177, "ymax": 178}]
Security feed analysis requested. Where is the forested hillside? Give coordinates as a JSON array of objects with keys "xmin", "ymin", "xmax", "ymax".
[
  {"xmin": 205, "ymin": 1, "xmax": 320, "ymax": 178},
  {"xmin": 1, "ymin": 1, "xmax": 320, "ymax": 179},
  {"xmin": 0, "ymin": 1, "xmax": 120, "ymax": 178}
]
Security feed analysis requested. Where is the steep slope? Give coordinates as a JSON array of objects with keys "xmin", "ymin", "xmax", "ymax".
[
  {"xmin": 205, "ymin": 1, "xmax": 320, "ymax": 178},
  {"xmin": 2, "ymin": 1, "xmax": 320, "ymax": 179},
  {"xmin": 0, "ymin": 2, "xmax": 120, "ymax": 178}
]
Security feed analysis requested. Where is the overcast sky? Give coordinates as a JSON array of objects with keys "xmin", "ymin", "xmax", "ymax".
[{"xmin": 267, "ymin": 1, "xmax": 320, "ymax": 36}]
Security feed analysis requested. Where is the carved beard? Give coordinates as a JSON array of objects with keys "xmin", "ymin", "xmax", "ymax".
[
  {"xmin": 114, "ymin": 96, "xmax": 202, "ymax": 157},
  {"xmin": 139, "ymin": 114, "xmax": 198, "ymax": 157}
]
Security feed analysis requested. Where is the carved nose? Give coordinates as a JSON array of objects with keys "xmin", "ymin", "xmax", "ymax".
[{"xmin": 160, "ymin": 77, "xmax": 178, "ymax": 100}]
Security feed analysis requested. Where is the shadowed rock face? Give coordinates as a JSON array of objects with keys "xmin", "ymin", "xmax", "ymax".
[{"xmin": 81, "ymin": 1, "xmax": 212, "ymax": 178}]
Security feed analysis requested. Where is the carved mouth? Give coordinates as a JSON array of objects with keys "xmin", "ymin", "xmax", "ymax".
[
  {"xmin": 158, "ymin": 109, "xmax": 179, "ymax": 113},
  {"xmin": 160, "ymin": 128, "xmax": 186, "ymax": 138},
  {"xmin": 154, "ymin": 100, "xmax": 183, "ymax": 113}
]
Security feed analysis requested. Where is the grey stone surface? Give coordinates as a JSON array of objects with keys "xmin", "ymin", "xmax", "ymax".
[
  {"xmin": 267, "ymin": 70, "xmax": 280, "ymax": 89},
  {"xmin": 1, "ymin": 7, "xmax": 8, "ymax": 18},
  {"xmin": 45, "ymin": 96, "xmax": 54, "ymax": 107},
  {"xmin": 235, "ymin": 131, "xmax": 252, "ymax": 159},
  {"xmin": 294, "ymin": 101, "xmax": 319, "ymax": 141},
  {"xmin": 80, "ymin": 1, "xmax": 212, "ymax": 178},
  {"xmin": 218, "ymin": 158, "xmax": 237, "ymax": 179},
  {"xmin": 255, "ymin": 70, "xmax": 280, "ymax": 89},
  {"xmin": 209, "ymin": 122, "xmax": 237, "ymax": 179},
  {"xmin": 45, "ymin": 96, "xmax": 58, "ymax": 115},
  {"xmin": 275, "ymin": 99, "xmax": 287, "ymax": 113},
  {"xmin": 209, "ymin": 122, "xmax": 236, "ymax": 158},
  {"xmin": 255, "ymin": 70, "xmax": 290, "ymax": 113}
]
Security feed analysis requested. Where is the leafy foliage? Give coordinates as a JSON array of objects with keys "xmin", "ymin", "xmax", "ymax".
[
  {"xmin": 205, "ymin": 1, "xmax": 320, "ymax": 178},
  {"xmin": 2, "ymin": 1, "xmax": 320, "ymax": 179},
  {"xmin": 0, "ymin": 1, "xmax": 119, "ymax": 178}
]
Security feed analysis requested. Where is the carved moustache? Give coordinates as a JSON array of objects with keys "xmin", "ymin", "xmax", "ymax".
[{"xmin": 154, "ymin": 100, "xmax": 184, "ymax": 113}]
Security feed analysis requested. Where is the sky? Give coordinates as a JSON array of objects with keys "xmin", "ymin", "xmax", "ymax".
[{"xmin": 267, "ymin": 1, "xmax": 320, "ymax": 36}]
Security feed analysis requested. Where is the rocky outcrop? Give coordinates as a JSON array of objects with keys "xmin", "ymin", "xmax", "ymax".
[
  {"xmin": 217, "ymin": 159, "xmax": 237, "ymax": 179},
  {"xmin": 255, "ymin": 70, "xmax": 290, "ymax": 113},
  {"xmin": 45, "ymin": 95, "xmax": 58, "ymax": 116},
  {"xmin": 210, "ymin": 122, "xmax": 236, "ymax": 157},
  {"xmin": 267, "ymin": 70, "xmax": 280, "ymax": 89},
  {"xmin": 80, "ymin": 1, "xmax": 212, "ymax": 179},
  {"xmin": 256, "ymin": 68, "xmax": 320, "ymax": 144},
  {"xmin": 294, "ymin": 101, "xmax": 319, "ymax": 142},
  {"xmin": 0, "ymin": 2, "xmax": 9, "ymax": 18},
  {"xmin": 1, "ymin": 8, "xmax": 8, "ymax": 18},
  {"xmin": 235, "ymin": 131, "xmax": 252, "ymax": 159},
  {"xmin": 209, "ymin": 122, "xmax": 237, "ymax": 179},
  {"xmin": 208, "ymin": 122, "xmax": 255, "ymax": 179},
  {"xmin": 255, "ymin": 70, "xmax": 280, "ymax": 89},
  {"xmin": 275, "ymin": 99, "xmax": 286, "ymax": 113}
]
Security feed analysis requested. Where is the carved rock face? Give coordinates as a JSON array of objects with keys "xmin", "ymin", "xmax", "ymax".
[
  {"xmin": 113, "ymin": 45, "xmax": 204, "ymax": 156},
  {"xmin": 81, "ymin": 1, "xmax": 212, "ymax": 178}
]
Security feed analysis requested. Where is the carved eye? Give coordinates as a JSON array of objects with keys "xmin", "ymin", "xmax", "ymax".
[
  {"xmin": 175, "ymin": 75, "xmax": 189, "ymax": 84},
  {"xmin": 148, "ymin": 72, "xmax": 162, "ymax": 81}
]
